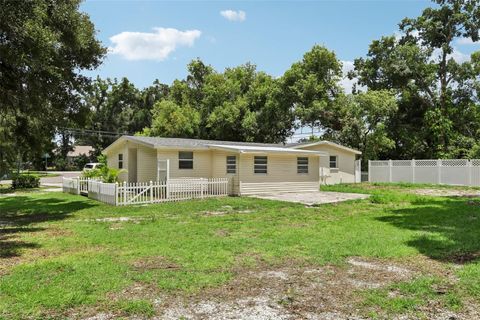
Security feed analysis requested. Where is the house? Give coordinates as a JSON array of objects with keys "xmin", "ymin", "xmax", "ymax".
[
  {"xmin": 66, "ymin": 145, "xmax": 94, "ymax": 164},
  {"xmin": 287, "ymin": 140, "xmax": 362, "ymax": 184},
  {"xmin": 103, "ymin": 136, "xmax": 361, "ymax": 195}
]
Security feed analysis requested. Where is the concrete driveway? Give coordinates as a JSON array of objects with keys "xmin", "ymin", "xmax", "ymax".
[{"xmin": 250, "ymin": 191, "xmax": 369, "ymax": 206}]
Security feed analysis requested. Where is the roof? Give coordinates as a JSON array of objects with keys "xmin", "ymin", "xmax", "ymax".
[
  {"xmin": 104, "ymin": 135, "xmax": 285, "ymax": 153},
  {"xmin": 208, "ymin": 144, "xmax": 328, "ymax": 156},
  {"xmin": 67, "ymin": 146, "xmax": 94, "ymax": 157},
  {"xmin": 287, "ymin": 140, "xmax": 362, "ymax": 155}
]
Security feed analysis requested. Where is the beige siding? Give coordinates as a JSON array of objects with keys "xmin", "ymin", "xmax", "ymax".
[
  {"xmin": 238, "ymin": 154, "xmax": 320, "ymax": 194},
  {"xmin": 137, "ymin": 145, "xmax": 157, "ymax": 182},
  {"xmin": 105, "ymin": 141, "xmax": 128, "ymax": 182},
  {"xmin": 300, "ymin": 145, "xmax": 357, "ymax": 184},
  {"xmin": 157, "ymin": 149, "xmax": 212, "ymax": 178},
  {"xmin": 211, "ymin": 150, "xmax": 240, "ymax": 195},
  {"xmin": 104, "ymin": 141, "xmax": 158, "ymax": 183}
]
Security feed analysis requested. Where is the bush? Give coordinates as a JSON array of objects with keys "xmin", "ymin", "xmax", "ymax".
[{"xmin": 12, "ymin": 174, "xmax": 40, "ymax": 189}]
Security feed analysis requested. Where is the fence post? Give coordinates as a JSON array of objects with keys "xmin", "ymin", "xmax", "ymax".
[
  {"xmin": 77, "ymin": 178, "xmax": 80, "ymax": 195},
  {"xmin": 412, "ymin": 159, "xmax": 415, "ymax": 183},
  {"xmin": 123, "ymin": 181, "xmax": 127, "ymax": 205},
  {"xmin": 468, "ymin": 160, "xmax": 472, "ymax": 186},
  {"xmin": 437, "ymin": 159, "xmax": 442, "ymax": 184},
  {"xmin": 368, "ymin": 160, "xmax": 371, "ymax": 183},
  {"xmin": 150, "ymin": 181, "xmax": 153, "ymax": 203},
  {"xmin": 115, "ymin": 182, "xmax": 118, "ymax": 206},
  {"xmin": 389, "ymin": 160, "xmax": 393, "ymax": 182}
]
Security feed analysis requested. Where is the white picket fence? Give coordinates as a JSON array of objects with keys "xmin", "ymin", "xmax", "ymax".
[
  {"xmin": 62, "ymin": 177, "xmax": 230, "ymax": 206},
  {"xmin": 62, "ymin": 177, "xmax": 100, "ymax": 195},
  {"xmin": 369, "ymin": 159, "xmax": 480, "ymax": 186}
]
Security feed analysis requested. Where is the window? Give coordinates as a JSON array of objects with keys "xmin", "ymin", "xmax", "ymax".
[
  {"xmin": 329, "ymin": 155, "xmax": 338, "ymax": 168},
  {"xmin": 254, "ymin": 156, "xmax": 268, "ymax": 174},
  {"xmin": 226, "ymin": 156, "xmax": 236, "ymax": 174},
  {"xmin": 179, "ymin": 151, "xmax": 193, "ymax": 169},
  {"xmin": 118, "ymin": 154, "xmax": 123, "ymax": 169},
  {"xmin": 297, "ymin": 157, "xmax": 309, "ymax": 174}
]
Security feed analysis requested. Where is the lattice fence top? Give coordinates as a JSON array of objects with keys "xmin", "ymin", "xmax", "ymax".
[
  {"xmin": 441, "ymin": 159, "xmax": 468, "ymax": 166},
  {"xmin": 414, "ymin": 160, "xmax": 438, "ymax": 167},
  {"xmin": 370, "ymin": 160, "xmax": 390, "ymax": 167},
  {"xmin": 370, "ymin": 159, "xmax": 480, "ymax": 167},
  {"xmin": 392, "ymin": 160, "xmax": 412, "ymax": 167}
]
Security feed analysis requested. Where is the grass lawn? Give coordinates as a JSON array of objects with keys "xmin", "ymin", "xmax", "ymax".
[{"xmin": 1, "ymin": 183, "xmax": 479, "ymax": 319}]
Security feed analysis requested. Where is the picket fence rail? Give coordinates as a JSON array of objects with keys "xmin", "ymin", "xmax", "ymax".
[
  {"xmin": 62, "ymin": 177, "xmax": 230, "ymax": 206},
  {"xmin": 369, "ymin": 159, "xmax": 480, "ymax": 186}
]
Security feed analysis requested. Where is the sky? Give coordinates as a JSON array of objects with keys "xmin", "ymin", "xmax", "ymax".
[{"xmin": 81, "ymin": 0, "xmax": 480, "ymax": 93}]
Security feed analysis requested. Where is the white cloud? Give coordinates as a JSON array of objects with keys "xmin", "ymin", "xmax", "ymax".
[
  {"xmin": 456, "ymin": 37, "xmax": 479, "ymax": 45},
  {"xmin": 432, "ymin": 47, "xmax": 470, "ymax": 64},
  {"xmin": 109, "ymin": 27, "xmax": 201, "ymax": 61},
  {"xmin": 220, "ymin": 10, "xmax": 246, "ymax": 22}
]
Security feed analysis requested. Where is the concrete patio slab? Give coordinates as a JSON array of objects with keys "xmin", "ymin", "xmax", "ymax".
[{"xmin": 250, "ymin": 191, "xmax": 369, "ymax": 206}]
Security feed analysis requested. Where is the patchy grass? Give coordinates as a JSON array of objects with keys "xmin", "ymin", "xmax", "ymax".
[{"xmin": 1, "ymin": 184, "xmax": 480, "ymax": 318}]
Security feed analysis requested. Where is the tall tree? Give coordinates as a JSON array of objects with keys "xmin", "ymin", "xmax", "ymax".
[
  {"xmin": 0, "ymin": 0, "xmax": 106, "ymax": 174},
  {"xmin": 352, "ymin": 0, "xmax": 480, "ymax": 158},
  {"xmin": 282, "ymin": 45, "xmax": 343, "ymax": 132}
]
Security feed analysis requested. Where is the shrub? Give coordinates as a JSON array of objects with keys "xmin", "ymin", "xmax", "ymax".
[{"xmin": 12, "ymin": 174, "xmax": 40, "ymax": 189}]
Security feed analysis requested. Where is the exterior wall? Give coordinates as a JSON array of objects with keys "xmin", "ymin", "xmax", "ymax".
[
  {"xmin": 136, "ymin": 145, "xmax": 157, "ymax": 182},
  {"xmin": 211, "ymin": 150, "xmax": 240, "ymax": 195},
  {"xmin": 105, "ymin": 141, "xmax": 157, "ymax": 183},
  {"xmin": 238, "ymin": 154, "xmax": 320, "ymax": 194},
  {"xmin": 299, "ymin": 144, "xmax": 357, "ymax": 184},
  {"xmin": 105, "ymin": 141, "xmax": 128, "ymax": 182},
  {"xmin": 157, "ymin": 149, "xmax": 212, "ymax": 179}
]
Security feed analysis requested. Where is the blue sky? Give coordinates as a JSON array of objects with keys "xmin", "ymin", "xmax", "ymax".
[{"xmin": 81, "ymin": 0, "xmax": 480, "ymax": 91}]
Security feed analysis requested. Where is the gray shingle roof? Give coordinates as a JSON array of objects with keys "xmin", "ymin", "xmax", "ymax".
[{"xmin": 124, "ymin": 135, "xmax": 285, "ymax": 148}]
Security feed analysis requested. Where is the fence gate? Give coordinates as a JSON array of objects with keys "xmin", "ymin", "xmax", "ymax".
[{"xmin": 157, "ymin": 159, "xmax": 170, "ymax": 182}]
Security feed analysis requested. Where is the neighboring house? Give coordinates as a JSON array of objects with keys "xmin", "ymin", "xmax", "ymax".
[
  {"xmin": 103, "ymin": 136, "xmax": 361, "ymax": 195},
  {"xmin": 67, "ymin": 146, "xmax": 94, "ymax": 164}
]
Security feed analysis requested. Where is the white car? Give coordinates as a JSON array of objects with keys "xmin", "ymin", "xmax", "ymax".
[{"xmin": 83, "ymin": 163, "xmax": 103, "ymax": 171}]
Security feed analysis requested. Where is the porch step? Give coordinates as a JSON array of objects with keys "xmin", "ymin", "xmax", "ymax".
[{"xmin": 240, "ymin": 182, "xmax": 319, "ymax": 195}]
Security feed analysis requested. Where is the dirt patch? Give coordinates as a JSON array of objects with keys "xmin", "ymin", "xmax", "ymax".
[
  {"xmin": 130, "ymin": 256, "xmax": 180, "ymax": 271},
  {"xmin": 444, "ymin": 251, "xmax": 480, "ymax": 264},
  {"xmin": 157, "ymin": 257, "xmax": 421, "ymax": 319},
  {"xmin": 74, "ymin": 257, "xmax": 479, "ymax": 320},
  {"xmin": 201, "ymin": 205, "xmax": 254, "ymax": 216},
  {"xmin": 412, "ymin": 188, "xmax": 480, "ymax": 197},
  {"xmin": 93, "ymin": 217, "xmax": 151, "ymax": 223}
]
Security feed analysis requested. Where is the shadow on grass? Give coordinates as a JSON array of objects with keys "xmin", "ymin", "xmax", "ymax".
[
  {"xmin": 377, "ymin": 197, "xmax": 480, "ymax": 263},
  {"xmin": 0, "ymin": 196, "xmax": 95, "ymax": 258}
]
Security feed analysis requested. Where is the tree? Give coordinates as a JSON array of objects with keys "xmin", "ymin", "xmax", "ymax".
[
  {"xmin": 352, "ymin": 0, "xmax": 480, "ymax": 158},
  {"xmin": 0, "ymin": 0, "xmax": 106, "ymax": 175},
  {"xmin": 282, "ymin": 45, "xmax": 343, "ymax": 132},
  {"xmin": 147, "ymin": 100, "xmax": 200, "ymax": 138},
  {"xmin": 333, "ymin": 90, "xmax": 398, "ymax": 163}
]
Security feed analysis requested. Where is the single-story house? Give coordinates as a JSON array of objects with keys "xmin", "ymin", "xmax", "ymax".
[
  {"xmin": 66, "ymin": 145, "xmax": 94, "ymax": 164},
  {"xmin": 103, "ymin": 136, "xmax": 361, "ymax": 195}
]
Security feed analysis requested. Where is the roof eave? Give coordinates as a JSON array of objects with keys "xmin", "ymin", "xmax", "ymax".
[{"xmin": 290, "ymin": 141, "xmax": 362, "ymax": 155}]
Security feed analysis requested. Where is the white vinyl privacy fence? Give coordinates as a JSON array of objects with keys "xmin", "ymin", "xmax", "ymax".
[
  {"xmin": 63, "ymin": 177, "xmax": 230, "ymax": 206},
  {"xmin": 369, "ymin": 159, "xmax": 480, "ymax": 186}
]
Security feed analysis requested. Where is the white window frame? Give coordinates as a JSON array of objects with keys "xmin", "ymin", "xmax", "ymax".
[
  {"xmin": 226, "ymin": 155, "xmax": 237, "ymax": 174},
  {"xmin": 179, "ymin": 151, "xmax": 193, "ymax": 169},
  {"xmin": 254, "ymin": 156, "xmax": 268, "ymax": 174},
  {"xmin": 118, "ymin": 153, "xmax": 123, "ymax": 169},
  {"xmin": 329, "ymin": 155, "xmax": 338, "ymax": 169},
  {"xmin": 297, "ymin": 157, "xmax": 309, "ymax": 174}
]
